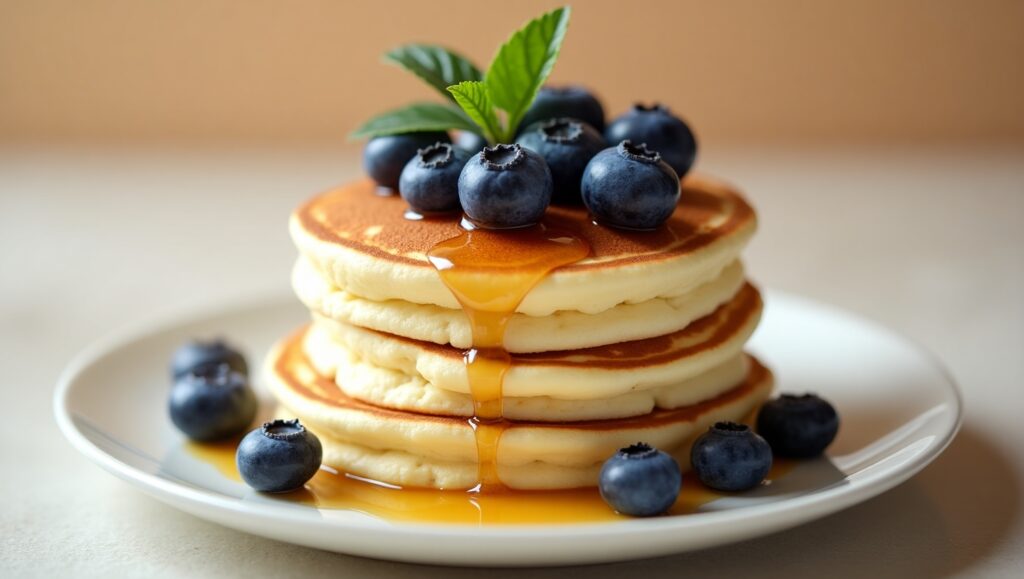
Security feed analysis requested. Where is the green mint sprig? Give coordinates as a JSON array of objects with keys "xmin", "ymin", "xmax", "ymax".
[{"xmin": 350, "ymin": 6, "xmax": 571, "ymax": 145}]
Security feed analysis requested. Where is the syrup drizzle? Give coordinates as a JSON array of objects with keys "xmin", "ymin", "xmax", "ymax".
[{"xmin": 427, "ymin": 220, "xmax": 591, "ymax": 491}]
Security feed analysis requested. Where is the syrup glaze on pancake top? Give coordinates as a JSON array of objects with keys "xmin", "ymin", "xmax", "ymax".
[{"xmin": 290, "ymin": 172, "xmax": 756, "ymax": 317}]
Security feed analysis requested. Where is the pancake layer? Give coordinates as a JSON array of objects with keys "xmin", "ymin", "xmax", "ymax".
[
  {"xmin": 301, "ymin": 284, "xmax": 762, "ymax": 420},
  {"xmin": 265, "ymin": 329, "xmax": 773, "ymax": 490},
  {"xmin": 291, "ymin": 173, "xmax": 756, "ymax": 317},
  {"xmin": 306, "ymin": 332, "xmax": 748, "ymax": 421},
  {"xmin": 294, "ymin": 256, "xmax": 746, "ymax": 353}
]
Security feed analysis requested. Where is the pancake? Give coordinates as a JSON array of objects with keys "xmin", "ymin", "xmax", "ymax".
[
  {"xmin": 307, "ymin": 341, "xmax": 748, "ymax": 422},
  {"xmin": 265, "ymin": 328, "xmax": 774, "ymax": 490},
  {"xmin": 294, "ymin": 256, "xmax": 747, "ymax": 353},
  {"xmin": 291, "ymin": 172, "xmax": 756, "ymax": 317},
  {"xmin": 301, "ymin": 284, "xmax": 762, "ymax": 420}
]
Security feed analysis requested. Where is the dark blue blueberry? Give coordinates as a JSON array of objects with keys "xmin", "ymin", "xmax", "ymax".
[
  {"xmin": 398, "ymin": 142, "xmax": 469, "ymax": 215},
  {"xmin": 363, "ymin": 132, "xmax": 450, "ymax": 191},
  {"xmin": 757, "ymin": 394, "xmax": 839, "ymax": 458},
  {"xmin": 454, "ymin": 131, "xmax": 488, "ymax": 155},
  {"xmin": 236, "ymin": 419, "xmax": 323, "ymax": 493},
  {"xmin": 170, "ymin": 338, "xmax": 248, "ymax": 379},
  {"xmin": 168, "ymin": 364, "xmax": 257, "ymax": 442},
  {"xmin": 458, "ymin": 143, "xmax": 552, "ymax": 229},
  {"xmin": 519, "ymin": 85, "xmax": 606, "ymax": 133},
  {"xmin": 599, "ymin": 442, "xmax": 682, "ymax": 517},
  {"xmin": 516, "ymin": 118, "xmax": 606, "ymax": 205},
  {"xmin": 581, "ymin": 140, "xmax": 680, "ymax": 230},
  {"xmin": 690, "ymin": 422, "xmax": 773, "ymax": 492},
  {"xmin": 604, "ymin": 104, "xmax": 697, "ymax": 177}
]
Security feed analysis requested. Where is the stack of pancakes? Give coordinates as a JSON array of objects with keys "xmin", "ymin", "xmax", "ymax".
[{"xmin": 266, "ymin": 173, "xmax": 772, "ymax": 490}]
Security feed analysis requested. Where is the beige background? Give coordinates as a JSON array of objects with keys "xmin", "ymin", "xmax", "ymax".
[{"xmin": 2, "ymin": 0, "xmax": 1023, "ymax": 146}]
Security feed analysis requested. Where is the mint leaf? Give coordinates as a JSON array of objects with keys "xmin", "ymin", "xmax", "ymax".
[
  {"xmin": 447, "ymin": 81, "xmax": 502, "ymax": 144},
  {"xmin": 384, "ymin": 44, "xmax": 483, "ymax": 102},
  {"xmin": 485, "ymin": 6, "xmax": 571, "ymax": 141},
  {"xmin": 349, "ymin": 102, "xmax": 479, "ymax": 139}
]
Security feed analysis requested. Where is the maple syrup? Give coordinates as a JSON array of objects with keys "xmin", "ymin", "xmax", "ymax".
[
  {"xmin": 426, "ymin": 220, "xmax": 590, "ymax": 491},
  {"xmin": 186, "ymin": 440, "xmax": 793, "ymax": 524}
]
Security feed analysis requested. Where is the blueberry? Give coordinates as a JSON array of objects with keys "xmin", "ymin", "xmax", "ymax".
[
  {"xmin": 516, "ymin": 118, "xmax": 606, "ymax": 205},
  {"xmin": 599, "ymin": 442, "xmax": 681, "ymax": 517},
  {"xmin": 363, "ymin": 132, "xmax": 450, "ymax": 191},
  {"xmin": 519, "ymin": 85, "xmax": 606, "ymax": 133},
  {"xmin": 604, "ymin": 104, "xmax": 697, "ymax": 177},
  {"xmin": 236, "ymin": 419, "xmax": 323, "ymax": 492},
  {"xmin": 581, "ymin": 140, "xmax": 680, "ymax": 230},
  {"xmin": 454, "ymin": 131, "xmax": 488, "ymax": 155},
  {"xmin": 757, "ymin": 394, "xmax": 839, "ymax": 458},
  {"xmin": 398, "ymin": 142, "xmax": 469, "ymax": 215},
  {"xmin": 458, "ymin": 143, "xmax": 552, "ymax": 229},
  {"xmin": 690, "ymin": 422, "xmax": 773, "ymax": 492},
  {"xmin": 170, "ymin": 338, "xmax": 248, "ymax": 379},
  {"xmin": 168, "ymin": 364, "xmax": 257, "ymax": 442}
]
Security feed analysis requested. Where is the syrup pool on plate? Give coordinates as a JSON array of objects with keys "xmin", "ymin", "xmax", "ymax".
[{"xmin": 186, "ymin": 440, "xmax": 793, "ymax": 524}]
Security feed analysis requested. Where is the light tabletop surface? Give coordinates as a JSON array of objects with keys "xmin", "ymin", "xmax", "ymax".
[{"xmin": 2, "ymin": 144, "xmax": 1022, "ymax": 577}]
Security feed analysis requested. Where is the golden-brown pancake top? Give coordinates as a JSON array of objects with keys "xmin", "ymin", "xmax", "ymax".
[{"xmin": 295, "ymin": 173, "xmax": 755, "ymax": 271}]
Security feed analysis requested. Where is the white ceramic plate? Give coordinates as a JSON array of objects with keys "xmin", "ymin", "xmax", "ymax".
[{"xmin": 54, "ymin": 291, "xmax": 961, "ymax": 567}]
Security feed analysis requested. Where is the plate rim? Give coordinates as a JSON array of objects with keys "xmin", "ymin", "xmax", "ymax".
[{"xmin": 53, "ymin": 289, "xmax": 963, "ymax": 543}]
